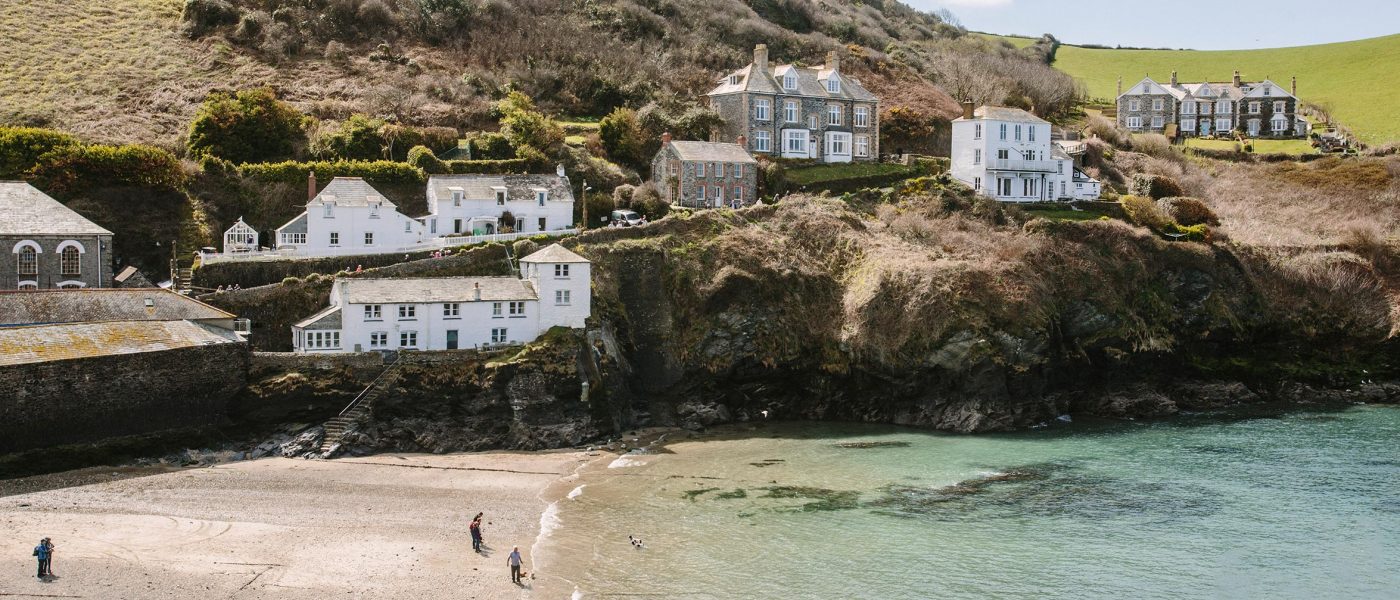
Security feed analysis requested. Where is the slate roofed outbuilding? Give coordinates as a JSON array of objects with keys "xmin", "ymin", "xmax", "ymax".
[
  {"xmin": 0, "ymin": 320, "xmax": 239, "ymax": 367},
  {"xmin": 519, "ymin": 243, "xmax": 590, "ymax": 264},
  {"xmin": 0, "ymin": 181, "xmax": 112, "ymax": 236},
  {"xmin": 0, "ymin": 288, "xmax": 234, "ymax": 327},
  {"xmin": 667, "ymin": 141, "xmax": 757, "ymax": 163},
  {"xmin": 336, "ymin": 277, "xmax": 538, "ymax": 304},
  {"xmin": 311, "ymin": 177, "xmax": 395, "ymax": 208}
]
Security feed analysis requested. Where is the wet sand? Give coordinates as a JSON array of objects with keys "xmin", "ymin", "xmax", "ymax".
[{"xmin": 0, "ymin": 452, "xmax": 589, "ymax": 599}]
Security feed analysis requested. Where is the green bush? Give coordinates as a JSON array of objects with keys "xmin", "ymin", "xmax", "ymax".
[
  {"xmin": 312, "ymin": 114, "xmax": 387, "ymax": 160},
  {"xmin": 1156, "ymin": 197, "xmax": 1219, "ymax": 226},
  {"xmin": 445, "ymin": 158, "xmax": 535, "ymax": 174},
  {"xmin": 496, "ymin": 91, "xmax": 564, "ymax": 154},
  {"xmin": 29, "ymin": 143, "xmax": 185, "ymax": 194},
  {"xmin": 512, "ymin": 238, "xmax": 540, "ymax": 257},
  {"xmin": 468, "ymin": 132, "xmax": 515, "ymax": 160},
  {"xmin": 0, "ymin": 126, "xmax": 80, "ymax": 179},
  {"xmin": 1129, "ymin": 173, "xmax": 1185, "ymax": 199},
  {"xmin": 182, "ymin": 0, "xmax": 239, "ymax": 38},
  {"xmin": 630, "ymin": 183, "xmax": 668, "ymax": 219},
  {"xmin": 407, "ymin": 145, "xmax": 448, "ymax": 174},
  {"xmin": 238, "ymin": 160, "xmax": 425, "ymax": 185},
  {"xmin": 1121, "ymin": 195, "xmax": 1172, "ymax": 230},
  {"xmin": 187, "ymin": 88, "xmax": 307, "ymax": 164},
  {"xmin": 599, "ymin": 106, "xmax": 647, "ymax": 170}
]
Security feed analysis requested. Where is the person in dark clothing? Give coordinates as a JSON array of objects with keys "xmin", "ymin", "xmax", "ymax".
[
  {"xmin": 469, "ymin": 515, "xmax": 483, "ymax": 552},
  {"xmin": 33, "ymin": 539, "xmax": 50, "ymax": 578},
  {"xmin": 507, "ymin": 546, "xmax": 523, "ymax": 584},
  {"xmin": 42, "ymin": 538, "xmax": 54, "ymax": 576}
]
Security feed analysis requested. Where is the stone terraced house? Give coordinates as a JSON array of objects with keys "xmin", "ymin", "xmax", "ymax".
[
  {"xmin": 1117, "ymin": 71, "xmax": 1307, "ymax": 138},
  {"xmin": 650, "ymin": 134, "xmax": 759, "ymax": 209},
  {"xmin": 0, "ymin": 181, "xmax": 114, "ymax": 290},
  {"xmin": 707, "ymin": 44, "xmax": 879, "ymax": 163}
]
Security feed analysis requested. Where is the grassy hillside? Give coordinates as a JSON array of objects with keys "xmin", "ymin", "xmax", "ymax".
[{"xmin": 1052, "ymin": 34, "xmax": 1400, "ymax": 144}]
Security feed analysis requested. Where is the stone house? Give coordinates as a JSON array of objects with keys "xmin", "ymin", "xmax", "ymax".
[
  {"xmin": 1117, "ymin": 71, "xmax": 1306, "ymax": 138},
  {"xmin": 707, "ymin": 44, "xmax": 880, "ymax": 163},
  {"xmin": 950, "ymin": 103, "xmax": 1100, "ymax": 202},
  {"xmin": 0, "ymin": 181, "xmax": 114, "ymax": 290},
  {"xmin": 650, "ymin": 134, "xmax": 759, "ymax": 209},
  {"xmin": 422, "ymin": 169, "xmax": 575, "ymax": 237},
  {"xmin": 292, "ymin": 244, "xmax": 590, "ymax": 353},
  {"xmin": 271, "ymin": 176, "xmax": 429, "ymax": 257}
]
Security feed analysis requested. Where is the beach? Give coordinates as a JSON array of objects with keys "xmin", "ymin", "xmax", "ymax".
[{"xmin": 1, "ymin": 451, "xmax": 590, "ymax": 599}]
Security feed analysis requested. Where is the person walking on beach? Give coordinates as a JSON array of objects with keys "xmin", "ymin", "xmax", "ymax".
[
  {"xmin": 42, "ymin": 538, "xmax": 54, "ymax": 576},
  {"xmin": 470, "ymin": 513, "xmax": 484, "ymax": 552},
  {"xmin": 507, "ymin": 546, "xmax": 523, "ymax": 584},
  {"xmin": 33, "ymin": 538, "xmax": 50, "ymax": 578}
]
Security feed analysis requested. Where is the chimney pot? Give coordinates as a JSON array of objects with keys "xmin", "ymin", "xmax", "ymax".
[
  {"xmin": 1170, "ymin": 70, "xmax": 1177, "ymax": 85},
  {"xmin": 1232, "ymin": 70, "xmax": 1242, "ymax": 87},
  {"xmin": 473, "ymin": 282, "xmax": 481, "ymax": 301},
  {"xmin": 961, "ymin": 100, "xmax": 974, "ymax": 120},
  {"xmin": 754, "ymin": 44, "xmax": 769, "ymax": 73},
  {"xmin": 308, "ymin": 170, "xmax": 317, "ymax": 202},
  {"xmin": 737, "ymin": 134, "xmax": 747, "ymax": 148}
]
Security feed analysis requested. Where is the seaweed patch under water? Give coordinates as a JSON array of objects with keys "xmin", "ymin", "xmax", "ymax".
[
  {"xmin": 716, "ymin": 488, "xmax": 748, "ymax": 499},
  {"xmin": 749, "ymin": 459, "xmax": 785, "ymax": 468},
  {"xmin": 760, "ymin": 486, "xmax": 862, "ymax": 512},
  {"xmin": 682, "ymin": 487, "xmax": 720, "ymax": 501},
  {"xmin": 834, "ymin": 441, "xmax": 911, "ymax": 449}
]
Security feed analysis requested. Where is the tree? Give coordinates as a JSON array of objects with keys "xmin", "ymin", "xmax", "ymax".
[
  {"xmin": 312, "ymin": 114, "xmax": 388, "ymax": 160},
  {"xmin": 495, "ymin": 91, "xmax": 564, "ymax": 155},
  {"xmin": 598, "ymin": 107, "xmax": 647, "ymax": 171},
  {"xmin": 186, "ymin": 88, "xmax": 306, "ymax": 164}
]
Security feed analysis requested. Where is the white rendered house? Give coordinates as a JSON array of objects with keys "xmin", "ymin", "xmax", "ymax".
[
  {"xmin": 272, "ymin": 177, "xmax": 428, "ymax": 257},
  {"xmin": 291, "ymin": 243, "xmax": 591, "ymax": 353},
  {"xmin": 950, "ymin": 104, "xmax": 1100, "ymax": 202},
  {"xmin": 423, "ymin": 170, "xmax": 575, "ymax": 238}
]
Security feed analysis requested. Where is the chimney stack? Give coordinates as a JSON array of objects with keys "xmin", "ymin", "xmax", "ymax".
[
  {"xmin": 826, "ymin": 49, "xmax": 840, "ymax": 72},
  {"xmin": 1170, "ymin": 70, "xmax": 1177, "ymax": 85},
  {"xmin": 308, "ymin": 170, "xmax": 317, "ymax": 201},
  {"xmin": 737, "ymin": 134, "xmax": 747, "ymax": 149},
  {"xmin": 1291, "ymin": 76, "xmax": 1297, "ymax": 96},
  {"xmin": 473, "ymin": 282, "xmax": 481, "ymax": 301},
  {"xmin": 1232, "ymin": 70, "xmax": 1242, "ymax": 87},
  {"xmin": 661, "ymin": 131, "xmax": 672, "ymax": 145},
  {"xmin": 1116, "ymin": 76, "xmax": 1122, "ymax": 96},
  {"xmin": 753, "ymin": 44, "xmax": 769, "ymax": 73},
  {"xmin": 961, "ymin": 100, "xmax": 974, "ymax": 120}
]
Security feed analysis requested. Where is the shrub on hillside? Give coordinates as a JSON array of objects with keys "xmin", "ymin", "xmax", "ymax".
[
  {"xmin": 30, "ymin": 144, "xmax": 185, "ymax": 194},
  {"xmin": 581, "ymin": 192, "xmax": 615, "ymax": 228},
  {"xmin": 495, "ymin": 92, "xmax": 564, "ymax": 155},
  {"xmin": 187, "ymin": 88, "xmax": 307, "ymax": 164},
  {"xmin": 512, "ymin": 238, "xmax": 540, "ymax": 258},
  {"xmin": 1131, "ymin": 133, "xmax": 1173, "ymax": 158},
  {"xmin": 238, "ymin": 160, "xmax": 424, "ymax": 185},
  {"xmin": 1086, "ymin": 115, "xmax": 1127, "ymax": 147},
  {"xmin": 599, "ymin": 107, "xmax": 648, "ymax": 171},
  {"xmin": 467, "ymin": 133, "xmax": 515, "ymax": 160},
  {"xmin": 630, "ymin": 183, "xmax": 669, "ymax": 219},
  {"xmin": 0, "ymin": 126, "xmax": 80, "ymax": 179},
  {"xmin": 1156, "ymin": 197, "xmax": 1219, "ymax": 226},
  {"xmin": 1130, "ymin": 173, "xmax": 1184, "ymax": 199},
  {"xmin": 182, "ymin": 0, "xmax": 239, "ymax": 38},
  {"xmin": 1121, "ymin": 195, "xmax": 1172, "ymax": 230},
  {"xmin": 312, "ymin": 114, "xmax": 387, "ymax": 160},
  {"xmin": 407, "ymin": 145, "xmax": 448, "ymax": 174},
  {"xmin": 612, "ymin": 184, "xmax": 636, "ymax": 208},
  {"xmin": 444, "ymin": 158, "xmax": 534, "ymax": 174}
]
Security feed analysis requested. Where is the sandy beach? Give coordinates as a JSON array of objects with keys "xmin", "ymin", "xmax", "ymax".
[{"xmin": 0, "ymin": 451, "xmax": 590, "ymax": 599}]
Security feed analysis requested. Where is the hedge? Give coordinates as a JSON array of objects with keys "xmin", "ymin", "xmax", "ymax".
[
  {"xmin": 445, "ymin": 157, "xmax": 535, "ymax": 174},
  {"xmin": 28, "ymin": 143, "xmax": 185, "ymax": 193},
  {"xmin": 0, "ymin": 126, "xmax": 80, "ymax": 179},
  {"xmin": 237, "ymin": 160, "xmax": 426, "ymax": 185}
]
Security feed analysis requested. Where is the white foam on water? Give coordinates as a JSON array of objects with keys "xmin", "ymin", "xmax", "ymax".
[
  {"xmin": 567, "ymin": 484, "xmax": 586, "ymax": 499},
  {"xmin": 607, "ymin": 456, "xmax": 646, "ymax": 469},
  {"xmin": 538, "ymin": 500, "xmax": 563, "ymax": 540}
]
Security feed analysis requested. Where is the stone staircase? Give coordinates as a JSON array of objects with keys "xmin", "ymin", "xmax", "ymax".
[{"xmin": 319, "ymin": 353, "xmax": 402, "ymax": 457}]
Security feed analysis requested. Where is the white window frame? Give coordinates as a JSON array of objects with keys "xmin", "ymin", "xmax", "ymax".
[
  {"xmin": 1028, "ymin": 126, "xmax": 1036, "ymax": 142},
  {"xmin": 555, "ymin": 290, "xmax": 571, "ymax": 305},
  {"xmin": 1181, "ymin": 118, "xmax": 1196, "ymax": 133},
  {"xmin": 755, "ymin": 99, "xmax": 771, "ymax": 121},
  {"xmin": 1216, "ymin": 118, "xmax": 1231, "ymax": 132},
  {"xmin": 1216, "ymin": 100, "xmax": 1230, "ymax": 114},
  {"xmin": 999, "ymin": 123, "xmax": 1007, "ymax": 140},
  {"xmin": 783, "ymin": 74, "xmax": 796, "ymax": 90},
  {"xmin": 696, "ymin": 162, "xmax": 705, "ymax": 177},
  {"xmin": 783, "ymin": 100, "xmax": 798, "ymax": 123},
  {"xmin": 855, "ymin": 135, "xmax": 869, "ymax": 157},
  {"xmin": 973, "ymin": 176, "xmax": 981, "ymax": 191},
  {"xmin": 490, "ymin": 328, "xmax": 508, "ymax": 344},
  {"xmin": 1126, "ymin": 116, "xmax": 1142, "ymax": 128},
  {"xmin": 364, "ymin": 305, "xmax": 382, "ymax": 320},
  {"xmin": 329, "ymin": 232, "xmax": 339, "ymax": 246},
  {"xmin": 827, "ymin": 105, "xmax": 841, "ymax": 126},
  {"xmin": 753, "ymin": 130, "xmax": 771, "ymax": 152},
  {"xmin": 783, "ymin": 130, "xmax": 808, "ymax": 155},
  {"xmin": 452, "ymin": 190, "xmax": 463, "ymax": 206},
  {"xmin": 1273, "ymin": 101, "xmax": 1286, "ymax": 114},
  {"xmin": 398, "ymin": 305, "xmax": 416, "ymax": 320},
  {"xmin": 495, "ymin": 189, "xmax": 507, "ymax": 205},
  {"xmin": 826, "ymin": 78, "xmax": 839, "ymax": 93},
  {"xmin": 555, "ymin": 264, "xmax": 570, "ymax": 278},
  {"xmin": 826, "ymin": 132, "xmax": 850, "ymax": 157},
  {"xmin": 536, "ymin": 190, "xmax": 547, "ymax": 206},
  {"xmin": 1271, "ymin": 115, "xmax": 1287, "ymax": 132},
  {"xmin": 854, "ymin": 106, "xmax": 869, "ymax": 127},
  {"xmin": 369, "ymin": 202, "xmax": 380, "ymax": 218},
  {"xmin": 1249, "ymin": 102, "xmax": 1261, "ymax": 114},
  {"xmin": 323, "ymin": 203, "xmax": 334, "ymax": 217},
  {"xmin": 364, "ymin": 232, "xmax": 374, "ymax": 246},
  {"xmin": 283, "ymin": 232, "xmax": 306, "ymax": 245},
  {"xmin": 1182, "ymin": 101, "xmax": 1196, "ymax": 115},
  {"xmin": 1152, "ymin": 98, "xmax": 1164, "ymax": 111},
  {"xmin": 444, "ymin": 303, "xmax": 460, "ymax": 318},
  {"xmin": 508, "ymin": 301, "xmax": 525, "ymax": 316},
  {"xmin": 15, "ymin": 244, "xmax": 38, "ymax": 276},
  {"xmin": 1128, "ymin": 99, "xmax": 1140, "ymax": 111},
  {"xmin": 1151, "ymin": 115, "xmax": 1164, "ymax": 129},
  {"xmin": 974, "ymin": 123, "xmax": 982, "ymax": 140},
  {"xmin": 973, "ymin": 148, "xmax": 982, "ymax": 165},
  {"xmin": 399, "ymin": 331, "xmax": 418, "ymax": 348},
  {"xmin": 492, "ymin": 302, "xmax": 503, "ymax": 317},
  {"xmin": 370, "ymin": 332, "xmax": 388, "ymax": 348}
]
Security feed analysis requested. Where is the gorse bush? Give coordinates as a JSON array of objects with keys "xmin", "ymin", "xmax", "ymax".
[
  {"xmin": 598, "ymin": 107, "xmax": 648, "ymax": 172},
  {"xmin": 187, "ymin": 88, "xmax": 307, "ymax": 164}
]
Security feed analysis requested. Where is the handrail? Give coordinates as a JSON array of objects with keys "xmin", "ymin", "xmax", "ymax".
[{"xmin": 337, "ymin": 354, "xmax": 402, "ymax": 418}]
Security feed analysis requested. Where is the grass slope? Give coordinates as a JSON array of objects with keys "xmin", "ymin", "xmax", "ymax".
[{"xmin": 1052, "ymin": 34, "xmax": 1400, "ymax": 144}]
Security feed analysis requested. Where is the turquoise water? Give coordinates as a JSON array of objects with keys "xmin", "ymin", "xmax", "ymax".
[{"xmin": 537, "ymin": 407, "xmax": 1400, "ymax": 599}]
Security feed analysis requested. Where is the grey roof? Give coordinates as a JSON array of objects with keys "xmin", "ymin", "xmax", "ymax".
[
  {"xmin": 0, "ymin": 320, "xmax": 239, "ymax": 367},
  {"xmin": 310, "ymin": 177, "xmax": 395, "ymax": 208},
  {"xmin": 294, "ymin": 305, "xmax": 341, "ymax": 330},
  {"xmin": 426, "ymin": 174, "xmax": 574, "ymax": 206},
  {"xmin": 708, "ymin": 62, "xmax": 878, "ymax": 103},
  {"xmin": 0, "ymin": 289, "xmax": 234, "ymax": 327},
  {"xmin": 1051, "ymin": 146, "xmax": 1072, "ymax": 160},
  {"xmin": 955, "ymin": 106, "xmax": 1049, "ymax": 124},
  {"xmin": 337, "ymin": 276, "xmax": 537, "ymax": 304},
  {"xmin": 277, "ymin": 212, "xmax": 308, "ymax": 235},
  {"xmin": 520, "ymin": 243, "xmax": 590, "ymax": 264},
  {"xmin": 0, "ymin": 182, "xmax": 112, "ymax": 236},
  {"xmin": 667, "ymin": 141, "xmax": 757, "ymax": 163}
]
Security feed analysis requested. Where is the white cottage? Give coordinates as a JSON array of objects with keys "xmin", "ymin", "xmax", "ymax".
[
  {"xmin": 291, "ymin": 243, "xmax": 591, "ymax": 353},
  {"xmin": 422, "ymin": 170, "xmax": 575, "ymax": 238},
  {"xmin": 273, "ymin": 177, "xmax": 428, "ymax": 257},
  {"xmin": 950, "ymin": 103, "xmax": 1100, "ymax": 202}
]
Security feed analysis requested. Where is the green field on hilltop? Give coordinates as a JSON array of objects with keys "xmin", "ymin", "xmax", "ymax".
[
  {"xmin": 1051, "ymin": 34, "xmax": 1400, "ymax": 144},
  {"xmin": 971, "ymin": 32, "xmax": 1039, "ymax": 49}
]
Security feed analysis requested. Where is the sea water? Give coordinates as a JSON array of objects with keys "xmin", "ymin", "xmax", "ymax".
[{"xmin": 535, "ymin": 406, "xmax": 1399, "ymax": 599}]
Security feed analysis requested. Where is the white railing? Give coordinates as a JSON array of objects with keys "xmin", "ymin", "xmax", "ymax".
[
  {"xmin": 199, "ymin": 229, "xmax": 579, "ymax": 264},
  {"xmin": 989, "ymin": 158, "xmax": 1057, "ymax": 172}
]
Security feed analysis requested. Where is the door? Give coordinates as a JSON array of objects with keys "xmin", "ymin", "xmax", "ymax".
[
  {"xmin": 446, "ymin": 330, "xmax": 458, "ymax": 350},
  {"xmin": 538, "ymin": 217, "xmax": 547, "ymax": 232}
]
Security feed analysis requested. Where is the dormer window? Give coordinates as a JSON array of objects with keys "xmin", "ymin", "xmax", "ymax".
[
  {"xmin": 494, "ymin": 188, "xmax": 507, "ymax": 205},
  {"xmin": 369, "ymin": 202, "xmax": 380, "ymax": 218},
  {"xmin": 451, "ymin": 190, "xmax": 463, "ymax": 206},
  {"xmin": 826, "ymin": 78, "xmax": 840, "ymax": 94},
  {"xmin": 1263, "ymin": 85, "xmax": 1271, "ymax": 96},
  {"xmin": 323, "ymin": 202, "xmax": 334, "ymax": 217},
  {"xmin": 535, "ymin": 189, "xmax": 547, "ymax": 206},
  {"xmin": 783, "ymin": 73, "xmax": 796, "ymax": 90},
  {"xmin": 729, "ymin": 74, "xmax": 741, "ymax": 85}
]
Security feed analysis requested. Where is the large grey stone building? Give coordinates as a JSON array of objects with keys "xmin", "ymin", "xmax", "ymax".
[
  {"xmin": 1116, "ymin": 71, "xmax": 1307, "ymax": 139},
  {"xmin": 0, "ymin": 181, "xmax": 113, "ymax": 290},
  {"xmin": 707, "ymin": 45, "xmax": 880, "ymax": 163},
  {"xmin": 650, "ymin": 134, "xmax": 759, "ymax": 208}
]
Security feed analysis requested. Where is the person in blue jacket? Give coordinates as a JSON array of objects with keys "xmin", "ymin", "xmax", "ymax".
[{"xmin": 33, "ymin": 539, "xmax": 51, "ymax": 578}]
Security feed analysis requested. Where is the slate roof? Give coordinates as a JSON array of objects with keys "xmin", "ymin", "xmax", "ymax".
[
  {"xmin": 277, "ymin": 212, "xmax": 308, "ymax": 235},
  {"xmin": 0, "ymin": 320, "xmax": 239, "ymax": 367},
  {"xmin": 310, "ymin": 177, "xmax": 395, "ymax": 208},
  {"xmin": 707, "ymin": 63, "xmax": 878, "ymax": 102},
  {"xmin": 0, "ymin": 289, "xmax": 234, "ymax": 327},
  {"xmin": 955, "ymin": 106, "xmax": 1049, "ymax": 124},
  {"xmin": 336, "ymin": 277, "xmax": 537, "ymax": 304},
  {"xmin": 0, "ymin": 181, "xmax": 112, "ymax": 236},
  {"xmin": 667, "ymin": 141, "xmax": 757, "ymax": 163},
  {"xmin": 294, "ymin": 305, "xmax": 341, "ymax": 330},
  {"xmin": 520, "ymin": 243, "xmax": 590, "ymax": 264},
  {"xmin": 426, "ymin": 174, "xmax": 574, "ymax": 207}
]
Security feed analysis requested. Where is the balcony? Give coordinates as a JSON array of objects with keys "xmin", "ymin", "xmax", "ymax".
[{"xmin": 988, "ymin": 158, "xmax": 1057, "ymax": 172}]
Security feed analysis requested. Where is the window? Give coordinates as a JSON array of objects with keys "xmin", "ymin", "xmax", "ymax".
[
  {"xmin": 1271, "ymin": 115, "xmax": 1287, "ymax": 132},
  {"xmin": 323, "ymin": 203, "xmax": 334, "ymax": 217},
  {"xmin": 443, "ymin": 303, "xmax": 459, "ymax": 317},
  {"xmin": 369, "ymin": 202, "xmax": 380, "ymax": 218},
  {"xmin": 398, "ymin": 305, "xmax": 416, "ymax": 319},
  {"xmin": 1061, "ymin": 181, "xmax": 1066, "ymax": 196},
  {"xmin": 754, "ymin": 130, "xmax": 771, "ymax": 152},
  {"xmin": 1181, "ymin": 118, "xmax": 1196, "ymax": 133},
  {"xmin": 491, "ymin": 328, "xmax": 508, "ymax": 344},
  {"xmin": 554, "ymin": 265, "xmax": 569, "ymax": 282},
  {"xmin": 370, "ymin": 332, "xmax": 388, "ymax": 348},
  {"xmin": 855, "ymin": 135, "xmax": 869, "ymax": 157},
  {"xmin": 1014, "ymin": 125, "xmax": 1022, "ymax": 141},
  {"xmin": 1183, "ymin": 101, "xmax": 1196, "ymax": 115},
  {"xmin": 329, "ymin": 232, "xmax": 339, "ymax": 246},
  {"xmin": 1126, "ymin": 116, "xmax": 1142, "ymax": 128},
  {"xmin": 1216, "ymin": 100, "xmax": 1230, "ymax": 114},
  {"xmin": 536, "ymin": 191, "xmax": 547, "ymax": 206},
  {"xmin": 997, "ymin": 149, "xmax": 1009, "ymax": 160},
  {"xmin": 404, "ymin": 220, "xmax": 412, "ymax": 232},
  {"xmin": 729, "ymin": 74, "xmax": 740, "ymax": 85},
  {"xmin": 755, "ymin": 99, "xmax": 771, "ymax": 121},
  {"xmin": 784, "ymin": 130, "xmax": 808, "ymax": 154},
  {"xmin": 827, "ymin": 105, "xmax": 841, "ymax": 126},
  {"xmin": 399, "ymin": 331, "xmax": 418, "ymax": 348},
  {"xmin": 1248, "ymin": 119, "xmax": 1261, "ymax": 135},
  {"xmin": 973, "ymin": 148, "xmax": 982, "ymax": 165},
  {"xmin": 17, "ymin": 282, "xmax": 37, "ymax": 290},
  {"xmin": 783, "ymin": 73, "xmax": 796, "ymax": 90},
  {"xmin": 1028, "ymin": 126, "xmax": 1036, "ymax": 142},
  {"xmin": 733, "ymin": 186, "xmax": 744, "ymax": 203},
  {"xmin": 555, "ymin": 290, "xmax": 571, "ymax": 305},
  {"xmin": 998, "ymin": 178, "xmax": 1012, "ymax": 196},
  {"xmin": 807, "ymin": 114, "xmax": 818, "ymax": 129},
  {"xmin": 974, "ymin": 123, "xmax": 982, "ymax": 140},
  {"xmin": 1023, "ymin": 179, "xmax": 1036, "ymax": 197},
  {"xmin": 492, "ymin": 302, "xmax": 503, "ymax": 317},
  {"xmin": 783, "ymin": 100, "xmax": 798, "ymax": 123},
  {"xmin": 364, "ymin": 305, "xmax": 382, "ymax": 320},
  {"xmin": 538, "ymin": 217, "xmax": 547, "ymax": 231},
  {"xmin": 697, "ymin": 162, "xmax": 705, "ymax": 177},
  {"xmin": 16, "ymin": 245, "xmax": 37, "ymax": 275},
  {"xmin": 1151, "ymin": 116, "xmax": 1164, "ymax": 129},
  {"xmin": 826, "ymin": 78, "xmax": 839, "ymax": 93},
  {"xmin": 1216, "ymin": 118, "xmax": 1231, "ymax": 132},
  {"xmin": 1273, "ymin": 101, "xmax": 1285, "ymax": 114},
  {"xmin": 305, "ymin": 331, "xmax": 341, "ymax": 349},
  {"xmin": 716, "ymin": 163, "xmax": 725, "ymax": 178},
  {"xmin": 999, "ymin": 123, "xmax": 1007, "ymax": 140},
  {"xmin": 495, "ymin": 189, "xmax": 507, "ymax": 205},
  {"xmin": 735, "ymin": 164, "xmax": 744, "ymax": 178},
  {"xmin": 1128, "ymin": 99, "xmax": 1140, "ymax": 111},
  {"xmin": 854, "ymin": 106, "xmax": 869, "ymax": 127},
  {"xmin": 452, "ymin": 190, "xmax": 463, "ymax": 206},
  {"xmin": 827, "ymin": 133, "xmax": 848, "ymax": 156},
  {"xmin": 364, "ymin": 232, "xmax": 374, "ymax": 245},
  {"xmin": 1249, "ymin": 102, "xmax": 1261, "ymax": 114},
  {"xmin": 698, "ymin": 186, "xmax": 706, "ymax": 202},
  {"xmin": 453, "ymin": 219, "xmax": 462, "ymax": 234},
  {"xmin": 508, "ymin": 301, "xmax": 525, "ymax": 316},
  {"xmin": 1152, "ymin": 98, "xmax": 1164, "ymax": 111},
  {"xmin": 283, "ymin": 233, "xmax": 306, "ymax": 245}
]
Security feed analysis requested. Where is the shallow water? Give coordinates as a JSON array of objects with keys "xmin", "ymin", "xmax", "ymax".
[{"xmin": 536, "ymin": 407, "xmax": 1400, "ymax": 599}]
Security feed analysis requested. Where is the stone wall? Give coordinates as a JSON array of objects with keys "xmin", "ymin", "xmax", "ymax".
[
  {"xmin": 0, "ymin": 342, "xmax": 249, "ymax": 453},
  {"xmin": 0, "ymin": 233, "xmax": 113, "ymax": 289}
]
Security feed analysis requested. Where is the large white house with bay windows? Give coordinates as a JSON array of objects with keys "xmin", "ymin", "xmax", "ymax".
[
  {"xmin": 950, "ymin": 104, "xmax": 1100, "ymax": 202},
  {"xmin": 291, "ymin": 244, "xmax": 591, "ymax": 353}
]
